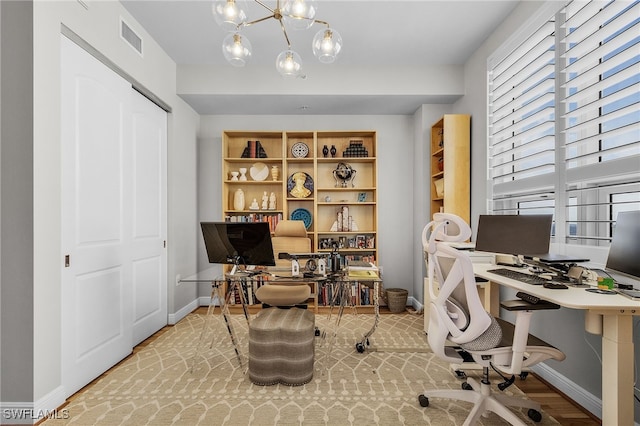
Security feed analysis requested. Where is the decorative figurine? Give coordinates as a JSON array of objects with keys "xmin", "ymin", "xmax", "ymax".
[
  {"xmin": 269, "ymin": 192, "xmax": 276, "ymax": 210},
  {"xmin": 332, "ymin": 162, "xmax": 356, "ymax": 188},
  {"xmin": 322, "ymin": 145, "xmax": 329, "ymax": 157},
  {"xmin": 261, "ymin": 191, "xmax": 268, "ymax": 210},
  {"xmin": 249, "ymin": 198, "xmax": 259, "ymax": 210},
  {"xmin": 330, "ymin": 145, "xmax": 337, "ymax": 158}
]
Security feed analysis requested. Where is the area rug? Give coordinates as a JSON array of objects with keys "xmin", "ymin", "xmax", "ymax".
[{"xmin": 43, "ymin": 311, "xmax": 559, "ymax": 425}]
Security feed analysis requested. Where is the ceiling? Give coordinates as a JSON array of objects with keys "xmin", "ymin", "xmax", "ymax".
[{"xmin": 121, "ymin": 1, "xmax": 521, "ymax": 114}]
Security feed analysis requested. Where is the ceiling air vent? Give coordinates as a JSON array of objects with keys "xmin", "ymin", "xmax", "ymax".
[{"xmin": 120, "ymin": 19, "xmax": 143, "ymax": 55}]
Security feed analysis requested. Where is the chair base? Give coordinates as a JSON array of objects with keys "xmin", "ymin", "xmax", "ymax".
[{"xmin": 420, "ymin": 376, "xmax": 542, "ymax": 426}]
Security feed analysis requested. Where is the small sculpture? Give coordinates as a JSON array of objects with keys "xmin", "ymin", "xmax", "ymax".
[
  {"xmin": 239, "ymin": 167, "xmax": 248, "ymax": 181},
  {"xmin": 249, "ymin": 198, "xmax": 259, "ymax": 210},
  {"xmin": 269, "ymin": 192, "xmax": 276, "ymax": 210},
  {"xmin": 332, "ymin": 162, "xmax": 356, "ymax": 188},
  {"xmin": 290, "ymin": 172, "xmax": 312, "ymax": 198},
  {"xmin": 261, "ymin": 191, "xmax": 268, "ymax": 210}
]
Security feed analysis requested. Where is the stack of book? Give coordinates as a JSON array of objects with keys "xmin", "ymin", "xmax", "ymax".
[
  {"xmin": 347, "ymin": 261, "xmax": 379, "ymax": 279},
  {"xmin": 241, "ymin": 140, "xmax": 268, "ymax": 158}
]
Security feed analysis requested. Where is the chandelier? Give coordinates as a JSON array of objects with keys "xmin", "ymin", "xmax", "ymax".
[{"xmin": 213, "ymin": 0, "xmax": 343, "ymax": 78}]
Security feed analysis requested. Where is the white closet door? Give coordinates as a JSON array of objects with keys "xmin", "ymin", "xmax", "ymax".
[
  {"xmin": 61, "ymin": 35, "xmax": 133, "ymax": 396},
  {"xmin": 130, "ymin": 90, "xmax": 167, "ymax": 346}
]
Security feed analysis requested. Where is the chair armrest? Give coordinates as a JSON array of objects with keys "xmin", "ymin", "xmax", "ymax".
[{"xmin": 501, "ymin": 299, "xmax": 560, "ymax": 311}]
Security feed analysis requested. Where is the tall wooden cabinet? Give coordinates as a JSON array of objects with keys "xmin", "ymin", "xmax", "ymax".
[
  {"xmin": 222, "ymin": 131, "xmax": 378, "ymax": 309},
  {"xmin": 429, "ymin": 115, "xmax": 470, "ymax": 224}
]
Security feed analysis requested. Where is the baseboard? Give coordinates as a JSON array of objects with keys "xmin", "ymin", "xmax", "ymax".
[
  {"xmin": 409, "ymin": 296, "xmax": 424, "ymax": 314},
  {"xmin": 1, "ymin": 386, "xmax": 67, "ymax": 424},
  {"xmin": 168, "ymin": 299, "xmax": 199, "ymax": 325},
  {"xmin": 532, "ymin": 363, "xmax": 602, "ymax": 421}
]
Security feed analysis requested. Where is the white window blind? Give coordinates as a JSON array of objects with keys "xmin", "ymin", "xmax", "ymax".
[
  {"xmin": 561, "ymin": 0, "xmax": 640, "ymax": 245},
  {"xmin": 488, "ymin": 0, "xmax": 640, "ymax": 246}
]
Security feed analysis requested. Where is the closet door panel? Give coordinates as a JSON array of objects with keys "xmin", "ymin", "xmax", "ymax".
[
  {"xmin": 60, "ymin": 35, "xmax": 132, "ymax": 397},
  {"xmin": 130, "ymin": 90, "xmax": 167, "ymax": 346}
]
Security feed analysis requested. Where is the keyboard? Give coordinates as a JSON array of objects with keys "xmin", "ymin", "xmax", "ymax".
[{"xmin": 487, "ymin": 268, "xmax": 548, "ymax": 285}]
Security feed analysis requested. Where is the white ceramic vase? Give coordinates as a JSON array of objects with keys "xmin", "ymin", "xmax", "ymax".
[{"xmin": 233, "ymin": 188, "xmax": 245, "ymax": 210}]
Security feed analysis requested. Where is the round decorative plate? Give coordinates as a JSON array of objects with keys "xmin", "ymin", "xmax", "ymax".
[
  {"xmin": 249, "ymin": 162, "xmax": 269, "ymax": 181},
  {"xmin": 287, "ymin": 172, "xmax": 314, "ymax": 198},
  {"xmin": 291, "ymin": 142, "xmax": 309, "ymax": 158},
  {"xmin": 290, "ymin": 208, "xmax": 312, "ymax": 229}
]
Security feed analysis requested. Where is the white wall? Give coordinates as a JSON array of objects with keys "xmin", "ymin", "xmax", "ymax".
[{"xmin": 198, "ymin": 115, "xmax": 417, "ymax": 299}]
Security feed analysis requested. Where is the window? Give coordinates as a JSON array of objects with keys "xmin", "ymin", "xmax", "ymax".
[{"xmin": 488, "ymin": 0, "xmax": 640, "ymax": 247}]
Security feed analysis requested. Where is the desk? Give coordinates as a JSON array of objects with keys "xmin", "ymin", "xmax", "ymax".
[{"xmin": 474, "ymin": 263, "xmax": 639, "ymax": 426}]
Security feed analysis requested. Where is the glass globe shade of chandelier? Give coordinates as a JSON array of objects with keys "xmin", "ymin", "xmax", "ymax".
[
  {"xmin": 213, "ymin": 0, "xmax": 342, "ymax": 75},
  {"xmin": 312, "ymin": 28, "xmax": 342, "ymax": 64},
  {"xmin": 222, "ymin": 32, "xmax": 252, "ymax": 67},
  {"xmin": 275, "ymin": 49, "xmax": 303, "ymax": 78},
  {"xmin": 212, "ymin": 0, "xmax": 247, "ymax": 31},
  {"xmin": 282, "ymin": 0, "xmax": 317, "ymax": 30}
]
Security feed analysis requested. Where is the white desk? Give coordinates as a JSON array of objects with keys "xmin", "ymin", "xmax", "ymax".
[{"xmin": 474, "ymin": 263, "xmax": 639, "ymax": 426}]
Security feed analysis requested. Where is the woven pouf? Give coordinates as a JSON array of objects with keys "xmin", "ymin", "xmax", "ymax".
[{"xmin": 248, "ymin": 307, "xmax": 315, "ymax": 386}]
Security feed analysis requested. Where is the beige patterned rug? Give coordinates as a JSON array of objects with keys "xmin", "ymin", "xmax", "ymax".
[{"xmin": 44, "ymin": 311, "xmax": 559, "ymax": 425}]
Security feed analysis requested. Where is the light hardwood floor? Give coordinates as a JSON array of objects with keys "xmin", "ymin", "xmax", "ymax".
[{"xmin": 49, "ymin": 309, "xmax": 601, "ymax": 426}]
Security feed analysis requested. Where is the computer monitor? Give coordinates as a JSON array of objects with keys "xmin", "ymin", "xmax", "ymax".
[
  {"xmin": 474, "ymin": 214, "xmax": 553, "ymax": 256},
  {"xmin": 200, "ymin": 222, "xmax": 276, "ymax": 266},
  {"xmin": 606, "ymin": 210, "xmax": 640, "ymax": 280}
]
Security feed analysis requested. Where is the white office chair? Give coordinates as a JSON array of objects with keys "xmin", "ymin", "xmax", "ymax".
[{"xmin": 420, "ymin": 213, "xmax": 566, "ymax": 425}]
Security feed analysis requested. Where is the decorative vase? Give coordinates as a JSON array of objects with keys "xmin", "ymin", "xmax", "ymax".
[
  {"xmin": 233, "ymin": 188, "xmax": 245, "ymax": 211},
  {"xmin": 271, "ymin": 165, "xmax": 279, "ymax": 181},
  {"xmin": 238, "ymin": 168, "xmax": 247, "ymax": 181},
  {"xmin": 322, "ymin": 145, "xmax": 329, "ymax": 157},
  {"xmin": 330, "ymin": 145, "xmax": 337, "ymax": 158}
]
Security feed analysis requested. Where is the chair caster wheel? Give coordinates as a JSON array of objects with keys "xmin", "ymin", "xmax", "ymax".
[
  {"xmin": 461, "ymin": 382, "xmax": 473, "ymax": 391},
  {"xmin": 519, "ymin": 371, "xmax": 529, "ymax": 380},
  {"xmin": 418, "ymin": 395, "xmax": 429, "ymax": 407},
  {"xmin": 315, "ymin": 327, "xmax": 320, "ymax": 337},
  {"xmin": 454, "ymin": 370, "xmax": 467, "ymax": 379},
  {"xmin": 355, "ymin": 342, "xmax": 365, "ymax": 353},
  {"xmin": 527, "ymin": 409, "xmax": 542, "ymax": 422}
]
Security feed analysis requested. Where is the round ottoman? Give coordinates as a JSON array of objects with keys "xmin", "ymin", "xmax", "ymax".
[{"xmin": 248, "ymin": 307, "xmax": 315, "ymax": 386}]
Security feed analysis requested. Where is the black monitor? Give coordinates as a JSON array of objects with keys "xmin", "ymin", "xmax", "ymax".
[
  {"xmin": 474, "ymin": 214, "xmax": 553, "ymax": 256},
  {"xmin": 200, "ymin": 222, "xmax": 276, "ymax": 266},
  {"xmin": 606, "ymin": 210, "xmax": 640, "ymax": 280}
]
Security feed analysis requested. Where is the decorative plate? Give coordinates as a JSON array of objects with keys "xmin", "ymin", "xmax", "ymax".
[
  {"xmin": 249, "ymin": 162, "xmax": 269, "ymax": 181},
  {"xmin": 291, "ymin": 142, "xmax": 309, "ymax": 158},
  {"xmin": 287, "ymin": 172, "xmax": 314, "ymax": 198},
  {"xmin": 290, "ymin": 208, "xmax": 312, "ymax": 229}
]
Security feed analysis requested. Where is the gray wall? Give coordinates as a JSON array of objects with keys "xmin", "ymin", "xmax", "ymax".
[
  {"xmin": 197, "ymin": 115, "xmax": 417, "ymax": 300},
  {"xmin": 1, "ymin": 0, "xmax": 34, "ymax": 406}
]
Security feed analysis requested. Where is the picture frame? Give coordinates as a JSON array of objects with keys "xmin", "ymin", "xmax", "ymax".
[
  {"xmin": 356, "ymin": 235, "xmax": 366, "ymax": 249},
  {"xmin": 357, "ymin": 192, "xmax": 367, "ymax": 202}
]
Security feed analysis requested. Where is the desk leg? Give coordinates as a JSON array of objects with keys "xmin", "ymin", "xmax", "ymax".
[
  {"xmin": 601, "ymin": 313, "xmax": 634, "ymax": 426},
  {"xmin": 356, "ymin": 281, "xmax": 380, "ymax": 353},
  {"xmin": 476, "ymin": 280, "xmax": 500, "ymax": 317}
]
